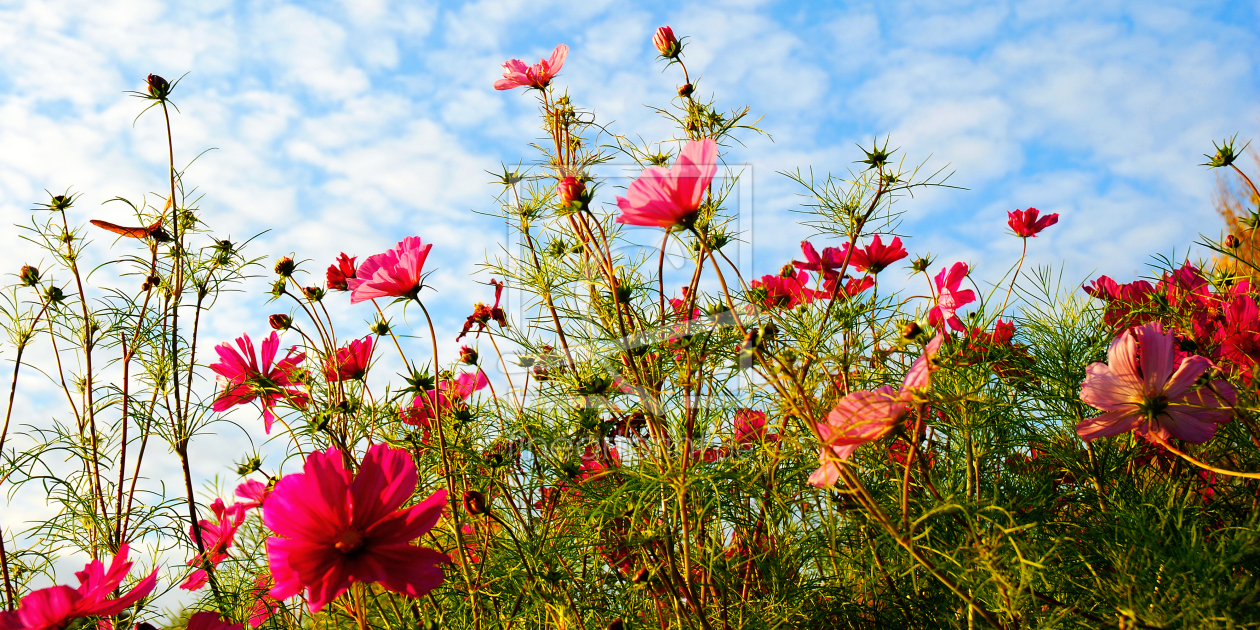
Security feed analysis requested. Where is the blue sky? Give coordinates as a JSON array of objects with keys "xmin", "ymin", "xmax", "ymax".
[{"xmin": 1, "ymin": 0, "xmax": 1259, "ymax": 596}]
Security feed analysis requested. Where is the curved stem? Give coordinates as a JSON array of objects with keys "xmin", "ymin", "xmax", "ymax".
[{"xmin": 1152, "ymin": 434, "xmax": 1260, "ymax": 479}]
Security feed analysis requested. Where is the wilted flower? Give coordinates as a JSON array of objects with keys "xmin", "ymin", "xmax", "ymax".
[
  {"xmin": 1077, "ymin": 322, "xmax": 1235, "ymax": 444},
  {"xmin": 1007, "ymin": 207, "xmax": 1059, "ymax": 238},
  {"xmin": 326, "ymin": 253, "xmax": 357, "ymax": 291},
  {"xmin": 348, "ymin": 237, "xmax": 432, "ymax": 303},
  {"xmin": 273, "ymin": 256, "xmax": 296, "ymax": 277},
  {"xmin": 458, "ymin": 279, "xmax": 508, "ymax": 341},
  {"xmin": 265, "ymin": 444, "xmax": 450, "ymax": 612},
  {"xmin": 494, "ymin": 44, "xmax": 568, "ymax": 91},
  {"xmin": 615, "ymin": 138, "xmax": 717, "ymax": 230}
]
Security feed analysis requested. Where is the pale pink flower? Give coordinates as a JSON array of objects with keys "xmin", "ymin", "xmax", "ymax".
[
  {"xmin": 810, "ymin": 334, "xmax": 944, "ymax": 488},
  {"xmin": 0, "ymin": 544, "xmax": 157, "ymax": 630},
  {"xmin": 1076, "ymin": 322, "xmax": 1235, "ymax": 444},
  {"xmin": 494, "ymin": 44, "xmax": 568, "ymax": 91},
  {"xmin": 928, "ymin": 262, "xmax": 975, "ymax": 332},
  {"xmin": 348, "ymin": 237, "xmax": 432, "ymax": 304},
  {"xmin": 210, "ymin": 332, "xmax": 308, "ymax": 434},
  {"xmin": 615, "ymin": 139, "xmax": 718, "ymax": 229},
  {"xmin": 264, "ymin": 444, "xmax": 449, "ymax": 613}
]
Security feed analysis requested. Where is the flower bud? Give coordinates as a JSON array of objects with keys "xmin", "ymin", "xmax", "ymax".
[
  {"xmin": 48, "ymin": 195, "xmax": 72, "ymax": 211},
  {"xmin": 370, "ymin": 318, "xmax": 391, "ymax": 336},
  {"xmin": 779, "ymin": 263, "xmax": 796, "ymax": 278},
  {"xmin": 910, "ymin": 256, "xmax": 932, "ymax": 273},
  {"xmin": 302, "ymin": 286, "xmax": 325, "ymax": 302},
  {"xmin": 900, "ymin": 320, "xmax": 923, "ymax": 342},
  {"xmin": 462, "ymin": 490, "xmax": 488, "ymax": 516},
  {"xmin": 19, "ymin": 265, "xmax": 39, "ymax": 287},
  {"xmin": 146, "ymin": 74, "xmax": 170, "ymax": 99},
  {"xmin": 274, "ymin": 256, "xmax": 296, "ymax": 277},
  {"xmin": 268, "ymin": 278, "xmax": 287, "ymax": 300},
  {"xmin": 557, "ymin": 176, "xmax": 586, "ymax": 207},
  {"xmin": 653, "ymin": 26, "xmax": 680, "ymax": 58},
  {"xmin": 631, "ymin": 567, "xmax": 650, "ymax": 584},
  {"xmin": 1226, "ymin": 234, "xmax": 1242, "ymax": 249},
  {"xmin": 44, "ymin": 285, "xmax": 65, "ymax": 303},
  {"xmin": 269, "ymin": 314, "xmax": 293, "ymax": 331},
  {"xmin": 677, "ymin": 82, "xmax": 693, "ymax": 98},
  {"xmin": 460, "ymin": 345, "xmax": 479, "ymax": 365}
]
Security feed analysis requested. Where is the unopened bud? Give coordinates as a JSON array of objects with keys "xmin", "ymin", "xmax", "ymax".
[
  {"xmin": 302, "ymin": 286, "xmax": 325, "ymax": 302},
  {"xmin": 44, "ymin": 285, "xmax": 65, "ymax": 303},
  {"xmin": 910, "ymin": 256, "xmax": 932, "ymax": 273},
  {"xmin": 557, "ymin": 176, "xmax": 586, "ymax": 207},
  {"xmin": 48, "ymin": 195, "xmax": 72, "ymax": 211},
  {"xmin": 677, "ymin": 82, "xmax": 693, "ymax": 98},
  {"xmin": 19, "ymin": 265, "xmax": 39, "ymax": 287},
  {"xmin": 653, "ymin": 26, "xmax": 681, "ymax": 58},
  {"xmin": 370, "ymin": 318, "xmax": 391, "ymax": 336},
  {"xmin": 274, "ymin": 256, "xmax": 296, "ymax": 277},
  {"xmin": 779, "ymin": 263, "xmax": 796, "ymax": 278},
  {"xmin": 462, "ymin": 490, "xmax": 488, "ymax": 516},
  {"xmin": 269, "ymin": 314, "xmax": 293, "ymax": 331},
  {"xmin": 268, "ymin": 278, "xmax": 287, "ymax": 300},
  {"xmin": 459, "ymin": 345, "xmax": 479, "ymax": 365},
  {"xmin": 146, "ymin": 74, "xmax": 170, "ymax": 99},
  {"xmin": 1226, "ymin": 234, "xmax": 1242, "ymax": 249},
  {"xmin": 900, "ymin": 320, "xmax": 923, "ymax": 341}
]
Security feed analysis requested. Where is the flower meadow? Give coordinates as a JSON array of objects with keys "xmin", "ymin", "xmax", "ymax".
[{"xmin": 2, "ymin": 27, "xmax": 1260, "ymax": 630}]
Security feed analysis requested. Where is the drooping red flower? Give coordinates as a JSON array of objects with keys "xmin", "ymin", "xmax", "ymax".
[
  {"xmin": 1007, "ymin": 207, "xmax": 1059, "ymax": 238},
  {"xmin": 751, "ymin": 270, "xmax": 818, "ymax": 310},
  {"xmin": 323, "ymin": 336, "xmax": 374, "ymax": 382},
  {"xmin": 210, "ymin": 332, "xmax": 309, "ymax": 434},
  {"xmin": 264, "ymin": 444, "xmax": 450, "ymax": 613},
  {"xmin": 186, "ymin": 611, "xmax": 244, "ymax": 630},
  {"xmin": 494, "ymin": 44, "xmax": 568, "ymax": 91},
  {"xmin": 848, "ymin": 235, "xmax": 908, "ymax": 274},
  {"xmin": 928, "ymin": 262, "xmax": 976, "ymax": 332},
  {"xmin": 0, "ymin": 544, "xmax": 158, "ymax": 630},
  {"xmin": 457, "ymin": 279, "xmax": 508, "ymax": 341},
  {"xmin": 347, "ymin": 237, "xmax": 432, "ymax": 304},
  {"xmin": 1077, "ymin": 322, "xmax": 1235, "ymax": 444},
  {"xmin": 326, "ymin": 253, "xmax": 357, "ymax": 291},
  {"xmin": 810, "ymin": 334, "xmax": 944, "ymax": 488},
  {"xmin": 615, "ymin": 139, "xmax": 717, "ymax": 229},
  {"xmin": 182, "ymin": 499, "xmax": 248, "ymax": 591}
]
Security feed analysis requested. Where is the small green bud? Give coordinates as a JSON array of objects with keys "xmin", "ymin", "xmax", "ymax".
[
  {"xmin": 268, "ymin": 278, "xmax": 287, "ymax": 300},
  {"xmin": 370, "ymin": 318, "xmax": 391, "ymax": 336},
  {"xmin": 235, "ymin": 455, "xmax": 263, "ymax": 476},
  {"xmin": 44, "ymin": 285, "xmax": 65, "ymax": 303},
  {"xmin": 302, "ymin": 286, "xmax": 325, "ymax": 302},
  {"xmin": 910, "ymin": 255, "xmax": 933, "ymax": 273},
  {"xmin": 19, "ymin": 265, "xmax": 39, "ymax": 287}
]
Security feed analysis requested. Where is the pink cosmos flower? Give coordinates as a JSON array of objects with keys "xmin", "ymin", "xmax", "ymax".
[
  {"xmin": 810, "ymin": 334, "xmax": 944, "ymax": 488},
  {"xmin": 0, "ymin": 544, "xmax": 157, "ymax": 630},
  {"xmin": 248, "ymin": 574, "xmax": 281, "ymax": 628},
  {"xmin": 326, "ymin": 253, "xmax": 356, "ymax": 291},
  {"xmin": 264, "ymin": 444, "xmax": 450, "ymax": 613},
  {"xmin": 403, "ymin": 371, "xmax": 490, "ymax": 430},
  {"xmin": 494, "ymin": 44, "xmax": 568, "ymax": 91},
  {"xmin": 848, "ymin": 235, "xmax": 908, "ymax": 274},
  {"xmin": 792, "ymin": 241, "xmax": 845, "ymax": 279},
  {"xmin": 347, "ymin": 237, "xmax": 432, "ymax": 304},
  {"xmin": 928, "ymin": 262, "xmax": 976, "ymax": 332},
  {"xmin": 182, "ymin": 499, "xmax": 248, "ymax": 591},
  {"xmin": 187, "ymin": 611, "xmax": 243, "ymax": 630},
  {"xmin": 1076, "ymin": 322, "xmax": 1235, "ymax": 444},
  {"xmin": 1007, "ymin": 207, "xmax": 1059, "ymax": 238},
  {"xmin": 211, "ymin": 332, "xmax": 308, "ymax": 434},
  {"xmin": 734, "ymin": 409, "xmax": 778, "ymax": 445},
  {"xmin": 323, "ymin": 336, "xmax": 374, "ymax": 382},
  {"xmin": 615, "ymin": 139, "xmax": 718, "ymax": 229},
  {"xmin": 235, "ymin": 479, "xmax": 270, "ymax": 511},
  {"xmin": 751, "ymin": 270, "xmax": 817, "ymax": 310}
]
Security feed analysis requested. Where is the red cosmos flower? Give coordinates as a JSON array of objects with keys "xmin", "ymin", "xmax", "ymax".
[
  {"xmin": 186, "ymin": 611, "xmax": 243, "ymax": 630},
  {"xmin": 403, "ymin": 372, "xmax": 490, "ymax": 429},
  {"xmin": 668, "ymin": 287, "xmax": 701, "ymax": 321},
  {"xmin": 458, "ymin": 279, "xmax": 508, "ymax": 341},
  {"xmin": 210, "ymin": 332, "xmax": 308, "ymax": 434},
  {"xmin": 248, "ymin": 574, "xmax": 281, "ymax": 628},
  {"xmin": 1077, "ymin": 322, "xmax": 1235, "ymax": 444},
  {"xmin": 734, "ymin": 409, "xmax": 778, "ymax": 445},
  {"xmin": 182, "ymin": 499, "xmax": 248, "ymax": 591},
  {"xmin": 236, "ymin": 479, "xmax": 270, "ymax": 511},
  {"xmin": 928, "ymin": 262, "xmax": 975, "ymax": 332},
  {"xmin": 615, "ymin": 138, "xmax": 718, "ymax": 229},
  {"xmin": 323, "ymin": 336, "xmax": 374, "ymax": 382},
  {"xmin": 325, "ymin": 253, "xmax": 356, "ymax": 291},
  {"xmin": 1007, "ymin": 207, "xmax": 1058, "ymax": 238},
  {"xmin": 751, "ymin": 270, "xmax": 818, "ymax": 310},
  {"xmin": 653, "ymin": 26, "xmax": 680, "ymax": 57},
  {"xmin": 494, "ymin": 44, "xmax": 568, "ymax": 91},
  {"xmin": 792, "ymin": 241, "xmax": 845, "ymax": 279},
  {"xmin": 848, "ymin": 235, "xmax": 908, "ymax": 274},
  {"xmin": 823, "ymin": 274, "xmax": 874, "ymax": 298},
  {"xmin": 264, "ymin": 444, "xmax": 450, "ymax": 613},
  {"xmin": 0, "ymin": 544, "xmax": 157, "ymax": 630},
  {"xmin": 347, "ymin": 237, "xmax": 432, "ymax": 304},
  {"xmin": 1217, "ymin": 295, "xmax": 1260, "ymax": 377},
  {"xmin": 810, "ymin": 334, "xmax": 944, "ymax": 488}
]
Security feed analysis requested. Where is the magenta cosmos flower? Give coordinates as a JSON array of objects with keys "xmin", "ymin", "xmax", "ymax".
[
  {"xmin": 751, "ymin": 270, "xmax": 818, "ymax": 310},
  {"xmin": 348, "ymin": 237, "xmax": 432, "ymax": 304},
  {"xmin": 0, "ymin": 544, "xmax": 157, "ymax": 630},
  {"xmin": 494, "ymin": 44, "xmax": 568, "ymax": 91},
  {"xmin": 1077, "ymin": 322, "xmax": 1235, "ymax": 444},
  {"xmin": 211, "ymin": 332, "xmax": 308, "ymax": 434},
  {"xmin": 928, "ymin": 262, "xmax": 975, "ymax": 332},
  {"xmin": 326, "ymin": 253, "xmax": 356, "ymax": 291},
  {"xmin": 810, "ymin": 334, "xmax": 944, "ymax": 488},
  {"xmin": 615, "ymin": 138, "xmax": 718, "ymax": 230},
  {"xmin": 264, "ymin": 444, "xmax": 450, "ymax": 612},
  {"xmin": 1007, "ymin": 207, "xmax": 1058, "ymax": 238},
  {"xmin": 182, "ymin": 499, "xmax": 248, "ymax": 591},
  {"xmin": 403, "ymin": 371, "xmax": 490, "ymax": 429},
  {"xmin": 323, "ymin": 336, "xmax": 374, "ymax": 382}
]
